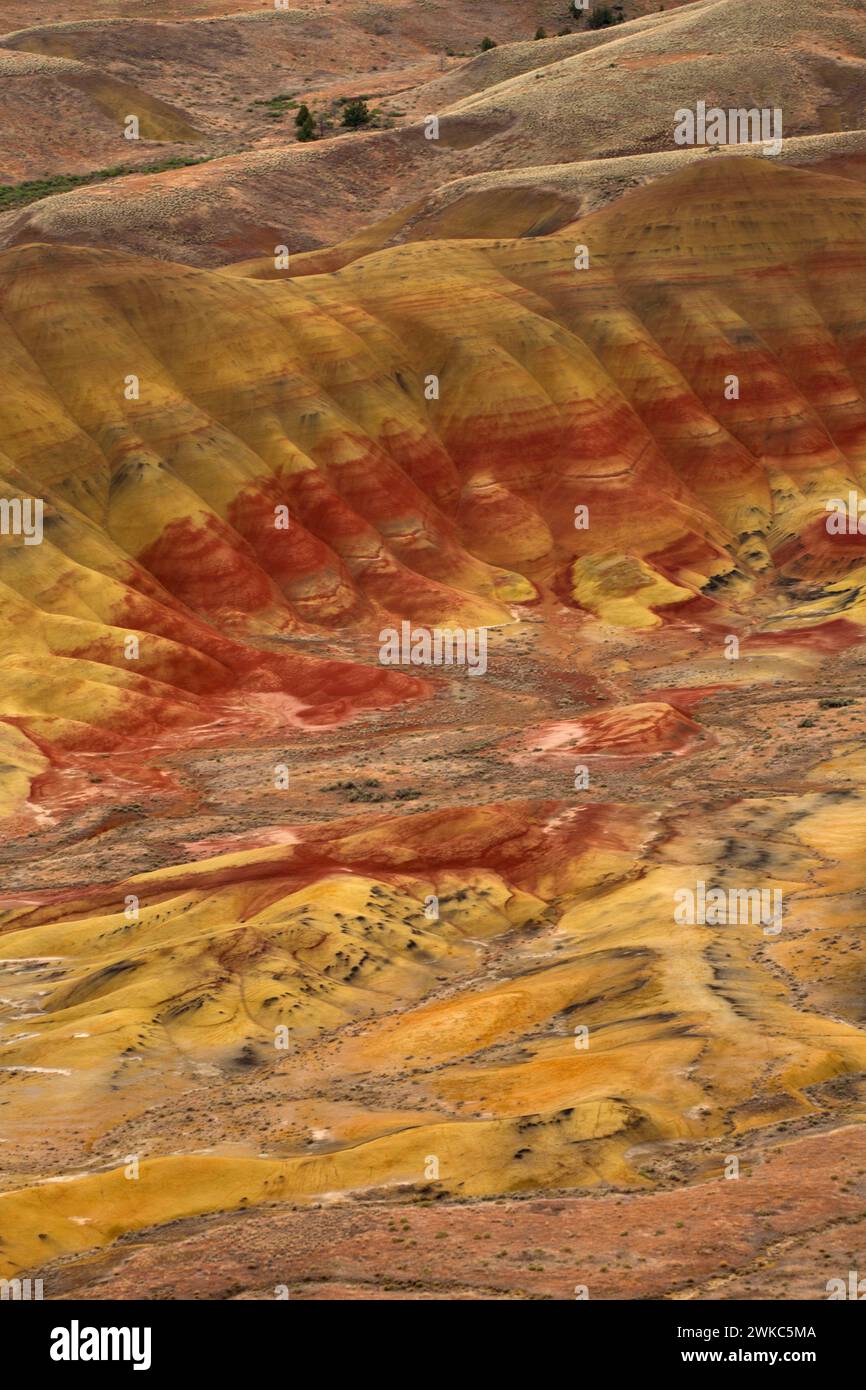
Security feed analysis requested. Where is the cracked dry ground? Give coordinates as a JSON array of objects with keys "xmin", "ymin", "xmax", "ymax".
[{"xmin": 1, "ymin": 607, "xmax": 865, "ymax": 1300}]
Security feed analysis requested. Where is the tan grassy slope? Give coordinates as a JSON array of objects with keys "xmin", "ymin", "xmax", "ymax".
[
  {"xmin": 438, "ymin": 0, "xmax": 866, "ymax": 166},
  {"xmin": 0, "ymin": 49, "xmax": 202, "ymax": 181},
  {"xmin": 399, "ymin": 0, "xmax": 703, "ymax": 114},
  {"xmin": 0, "ymin": 0, "xmax": 595, "ymax": 181},
  {"xmin": 2, "ymin": 0, "xmax": 863, "ymax": 266}
]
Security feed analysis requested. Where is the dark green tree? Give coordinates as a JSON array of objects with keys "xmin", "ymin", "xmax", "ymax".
[
  {"xmin": 296, "ymin": 112, "xmax": 315, "ymax": 141},
  {"xmin": 586, "ymin": 5, "xmax": 625, "ymax": 27},
  {"xmin": 342, "ymin": 99, "xmax": 370, "ymax": 128}
]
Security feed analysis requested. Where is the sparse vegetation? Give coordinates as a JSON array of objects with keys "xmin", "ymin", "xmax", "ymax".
[
  {"xmin": 250, "ymin": 93, "xmax": 298, "ymax": 116},
  {"xmin": 534, "ymin": 27, "xmax": 547, "ymax": 40},
  {"xmin": 0, "ymin": 157, "xmax": 213, "ymax": 212},
  {"xmin": 586, "ymin": 4, "xmax": 626, "ymax": 27},
  {"xmin": 480, "ymin": 36, "xmax": 497, "ymax": 51}
]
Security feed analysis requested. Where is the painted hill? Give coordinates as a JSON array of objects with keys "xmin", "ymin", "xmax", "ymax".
[
  {"xmin": 4, "ymin": 3, "xmax": 866, "ymax": 1302},
  {"xmin": 3, "ymin": 156, "xmax": 866, "ymax": 790},
  {"xmin": 3, "ymin": 780, "xmax": 866, "ymax": 1283}
]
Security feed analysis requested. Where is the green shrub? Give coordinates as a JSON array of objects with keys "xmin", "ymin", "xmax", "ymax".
[
  {"xmin": 342, "ymin": 98, "xmax": 370, "ymax": 128},
  {"xmin": 0, "ymin": 157, "xmax": 211, "ymax": 212},
  {"xmin": 480, "ymin": 36, "xmax": 496, "ymax": 50}
]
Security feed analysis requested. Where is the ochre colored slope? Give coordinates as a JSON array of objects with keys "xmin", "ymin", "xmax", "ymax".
[
  {"xmin": 2, "ymin": 786, "xmax": 866, "ymax": 1279},
  {"xmin": 35, "ymin": 1125, "xmax": 866, "ymax": 1301}
]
